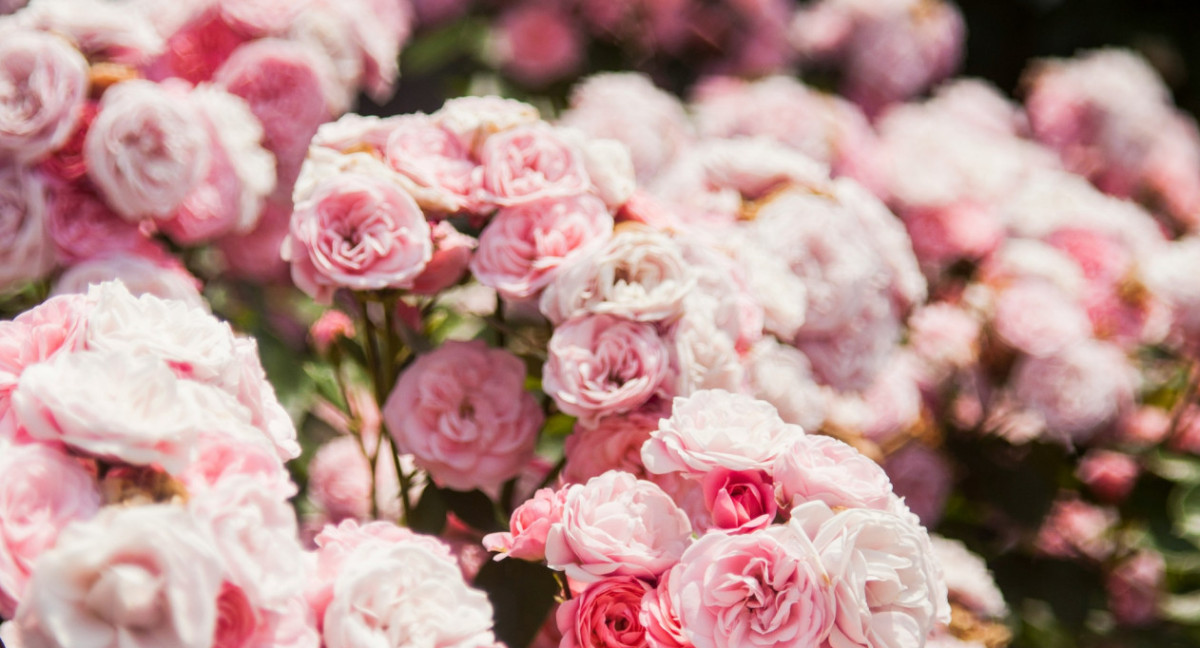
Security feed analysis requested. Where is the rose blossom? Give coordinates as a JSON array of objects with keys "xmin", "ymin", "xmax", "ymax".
[
  {"xmin": 490, "ymin": 3, "xmax": 583, "ymax": 87},
  {"xmin": 320, "ymin": 534, "xmax": 497, "ymax": 648},
  {"xmin": 789, "ymin": 500, "xmax": 950, "ymax": 648},
  {"xmin": 480, "ymin": 124, "xmax": 590, "ymax": 206},
  {"xmin": 540, "ymin": 226, "xmax": 694, "ymax": 325},
  {"xmin": 1077, "ymin": 450, "xmax": 1140, "ymax": 503},
  {"xmin": 483, "ymin": 487, "xmax": 566, "ymax": 562},
  {"xmin": 306, "ymin": 436, "xmax": 372, "ymax": 521},
  {"xmin": 545, "ymin": 471, "xmax": 692, "ymax": 583},
  {"xmin": 0, "ymin": 443, "xmax": 101, "ymax": 618},
  {"xmin": 382, "ymin": 113, "xmax": 480, "ymax": 213},
  {"xmin": 52, "ymin": 253, "xmax": 206, "ymax": 311},
  {"xmin": 1035, "ymin": 496, "xmax": 1118, "ymax": 561},
  {"xmin": 471, "ymin": 194, "xmax": 614, "ymax": 301},
  {"xmin": 11, "ymin": 504, "xmax": 224, "ymax": 648},
  {"xmin": 882, "ymin": 444, "xmax": 953, "ymax": 527},
  {"xmin": 639, "ymin": 568, "xmax": 689, "ymax": 648},
  {"xmin": 663, "ymin": 527, "xmax": 833, "ymax": 648},
  {"xmin": 410, "ymin": 221, "xmax": 477, "ymax": 295},
  {"xmin": 562, "ymin": 408, "xmax": 666, "ymax": 484},
  {"xmin": 1011, "ymin": 339, "xmax": 1135, "ymax": 444},
  {"xmin": 282, "ymin": 171, "xmax": 432, "ymax": 304},
  {"xmin": 772, "ymin": 434, "xmax": 895, "ymax": 511},
  {"xmin": 558, "ymin": 575, "xmax": 653, "ymax": 648},
  {"xmin": 309, "ymin": 310, "xmax": 356, "ymax": 355},
  {"xmin": 384, "ymin": 340, "xmax": 543, "ymax": 492},
  {"xmin": 642, "ymin": 390, "xmax": 805, "ymax": 478},
  {"xmin": 701, "ymin": 468, "xmax": 776, "ymax": 534},
  {"xmin": 928, "ymin": 536, "xmax": 1007, "ymax": 620},
  {"xmin": 44, "ymin": 181, "xmax": 151, "ymax": 265},
  {"xmin": 0, "ymin": 163, "xmax": 55, "ymax": 291},
  {"xmin": 1106, "ymin": 550, "xmax": 1165, "ymax": 627},
  {"xmin": 742, "ymin": 337, "xmax": 827, "ymax": 432},
  {"xmin": 991, "ymin": 281, "xmax": 1091, "ymax": 357},
  {"xmin": 212, "ymin": 583, "xmax": 257, "ymax": 648},
  {"xmin": 434, "ymin": 95, "xmax": 540, "ymax": 155},
  {"xmin": 0, "ymin": 30, "xmax": 88, "ymax": 162},
  {"xmin": 542, "ymin": 314, "xmax": 672, "ymax": 422},
  {"xmin": 85, "ymin": 80, "xmax": 211, "ymax": 220},
  {"xmin": 11, "ymin": 348, "xmax": 219, "ymax": 473}
]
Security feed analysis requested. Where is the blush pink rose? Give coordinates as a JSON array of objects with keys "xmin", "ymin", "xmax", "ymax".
[
  {"xmin": 701, "ymin": 468, "xmax": 776, "ymax": 534},
  {"xmin": 383, "ymin": 340, "xmax": 543, "ymax": 492},
  {"xmin": 382, "ymin": 114, "xmax": 481, "ymax": 214},
  {"xmin": 52, "ymin": 252, "xmax": 207, "ymax": 311},
  {"xmin": 0, "ymin": 163, "xmax": 55, "ymax": 291},
  {"xmin": 789, "ymin": 500, "xmax": 950, "ymax": 648},
  {"xmin": 483, "ymin": 486, "xmax": 566, "ymax": 562},
  {"xmin": 470, "ymin": 195, "xmax": 614, "ymax": 301},
  {"xmin": 558, "ymin": 575, "xmax": 653, "ymax": 648},
  {"xmin": 0, "ymin": 443, "xmax": 101, "ymax": 618},
  {"xmin": 11, "ymin": 504, "xmax": 224, "ymax": 648},
  {"xmin": 12, "ymin": 349, "xmax": 209, "ymax": 474},
  {"xmin": 85, "ymin": 80, "xmax": 211, "ymax": 220},
  {"xmin": 480, "ymin": 124, "xmax": 590, "ymax": 206},
  {"xmin": 642, "ymin": 390, "xmax": 804, "ymax": 478},
  {"xmin": 991, "ymin": 281, "xmax": 1091, "ymax": 358},
  {"xmin": 1077, "ymin": 450, "xmax": 1140, "ymax": 504},
  {"xmin": 1107, "ymin": 550, "xmax": 1164, "ymax": 627},
  {"xmin": 409, "ymin": 221, "xmax": 477, "ymax": 295},
  {"xmin": 639, "ymin": 568, "xmax": 690, "ymax": 648},
  {"xmin": 773, "ymin": 435, "xmax": 895, "ymax": 512},
  {"xmin": 562, "ymin": 408, "xmax": 667, "ymax": 484},
  {"xmin": 664, "ymin": 527, "xmax": 833, "ymax": 648},
  {"xmin": 0, "ymin": 293, "xmax": 88, "ymax": 439},
  {"xmin": 308, "ymin": 310, "xmax": 356, "ymax": 355},
  {"xmin": 178, "ymin": 428, "xmax": 292, "ymax": 499},
  {"xmin": 491, "ymin": 4, "xmax": 584, "ymax": 88},
  {"xmin": 44, "ymin": 181, "xmax": 152, "ymax": 264},
  {"xmin": 306, "ymin": 435, "xmax": 373, "ymax": 521},
  {"xmin": 542, "ymin": 314, "xmax": 672, "ymax": 422},
  {"xmin": 282, "ymin": 171, "xmax": 432, "ymax": 304},
  {"xmin": 433, "ymin": 95, "xmax": 540, "ymax": 155},
  {"xmin": 0, "ymin": 30, "xmax": 88, "ymax": 162},
  {"xmin": 545, "ymin": 471, "xmax": 692, "ymax": 584},
  {"xmin": 1035, "ymin": 496, "xmax": 1117, "ymax": 561}
]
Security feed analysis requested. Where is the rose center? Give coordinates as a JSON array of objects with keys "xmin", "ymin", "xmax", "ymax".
[{"xmin": 85, "ymin": 562, "xmax": 165, "ymax": 629}]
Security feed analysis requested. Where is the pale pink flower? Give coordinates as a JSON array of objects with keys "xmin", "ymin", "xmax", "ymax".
[
  {"xmin": 383, "ymin": 340, "xmax": 543, "ymax": 492},
  {"xmin": 542, "ymin": 314, "xmax": 672, "ymax": 422},
  {"xmin": 410, "ymin": 221, "xmax": 477, "ymax": 295},
  {"xmin": 789, "ymin": 500, "xmax": 950, "ymax": 648},
  {"xmin": 1011, "ymin": 340, "xmax": 1135, "ymax": 445},
  {"xmin": 540, "ymin": 226, "xmax": 693, "ymax": 325},
  {"xmin": 562, "ymin": 408, "xmax": 665, "ymax": 484},
  {"xmin": 479, "ymin": 124, "xmax": 590, "ymax": 206},
  {"xmin": 383, "ymin": 113, "xmax": 482, "ymax": 213},
  {"xmin": 177, "ymin": 428, "xmax": 293, "ymax": 499},
  {"xmin": 991, "ymin": 281, "xmax": 1091, "ymax": 357},
  {"xmin": 282, "ymin": 171, "xmax": 432, "ymax": 304},
  {"xmin": 52, "ymin": 253, "xmax": 206, "ymax": 311},
  {"xmin": 482, "ymin": 487, "xmax": 566, "ymax": 562},
  {"xmin": 85, "ymin": 80, "xmax": 211, "ymax": 220},
  {"xmin": 663, "ymin": 527, "xmax": 833, "ymax": 648},
  {"xmin": 742, "ymin": 338, "xmax": 827, "ymax": 432},
  {"xmin": 11, "ymin": 504, "xmax": 224, "ymax": 648},
  {"xmin": 1107, "ymin": 551, "xmax": 1164, "ymax": 627},
  {"xmin": 558, "ymin": 575, "xmax": 653, "ymax": 648},
  {"xmin": 907, "ymin": 303, "xmax": 980, "ymax": 379},
  {"xmin": 639, "ymin": 569, "xmax": 690, "ymax": 648},
  {"xmin": 773, "ymin": 434, "xmax": 894, "ymax": 511},
  {"xmin": 44, "ymin": 182, "xmax": 151, "ymax": 265},
  {"xmin": 308, "ymin": 310, "xmax": 356, "ymax": 355},
  {"xmin": 545, "ymin": 471, "xmax": 692, "ymax": 583},
  {"xmin": 929, "ymin": 536, "xmax": 1007, "ymax": 619},
  {"xmin": 12, "ymin": 0, "xmax": 164, "ymax": 65},
  {"xmin": 434, "ymin": 95, "xmax": 539, "ymax": 155},
  {"xmin": 0, "ymin": 293, "xmax": 88, "ymax": 439},
  {"xmin": 1035, "ymin": 496, "xmax": 1118, "ymax": 561},
  {"xmin": 642, "ymin": 390, "xmax": 805, "ymax": 478},
  {"xmin": 0, "ymin": 30, "xmax": 88, "ymax": 162},
  {"xmin": 0, "ymin": 443, "xmax": 100, "ymax": 618},
  {"xmin": 883, "ymin": 444, "xmax": 953, "ymax": 527},
  {"xmin": 472, "ymin": 194, "xmax": 614, "ymax": 301}
]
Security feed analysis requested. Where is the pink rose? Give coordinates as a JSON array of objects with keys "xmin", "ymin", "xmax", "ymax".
[
  {"xmin": 306, "ymin": 436, "xmax": 373, "ymax": 521},
  {"xmin": 52, "ymin": 252, "xmax": 206, "ymax": 311},
  {"xmin": 639, "ymin": 569, "xmax": 691, "ymax": 648},
  {"xmin": 545, "ymin": 471, "xmax": 692, "ymax": 583},
  {"xmin": 471, "ymin": 195, "xmax": 614, "ymax": 301},
  {"xmin": 44, "ymin": 181, "xmax": 151, "ymax": 264},
  {"xmin": 492, "ymin": 4, "xmax": 584, "ymax": 87},
  {"xmin": 85, "ymin": 80, "xmax": 211, "ymax": 220},
  {"xmin": 558, "ymin": 575, "xmax": 653, "ymax": 648},
  {"xmin": 642, "ymin": 390, "xmax": 804, "ymax": 478},
  {"xmin": 902, "ymin": 202, "xmax": 1003, "ymax": 267},
  {"xmin": 772, "ymin": 434, "xmax": 894, "ymax": 512},
  {"xmin": 742, "ymin": 338, "xmax": 827, "ymax": 432},
  {"xmin": 11, "ymin": 504, "xmax": 224, "ymax": 648},
  {"xmin": 382, "ymin": 114, "xmax": 481, "ymax": 213},
  {"xmin": 1107, "ymin": 551, "xmax": 1164, "ymax": 627},
  {"xmin": 483, "ymin": 487, "xmax": 566, "ymax": 562},
  {"xmin": 434, "ymin": 95, "xmax": 540, "ymax": 155},
  {"xmin": 216, "ymin": 39, "xmax": 331, "ymax": 191},
  {"xmin": 883, "ymin": 444, "xmax": 953, "ymax": 527},
  {"xmin": 11, "ymin": 349, "xmax": 210, "ymax": 474},
  {"xmin": 562, "ymin": 408, "xmax": 666, "ymax": 484},
  {"xmin": 216, "ymin": 197, "xmax": 293, "ymax": 283},
  {"xmin": 1011, "ymin": 340, "xmax": 1134, "ymax": 444},
  {"xmin": 0, "ymin": 294, "xmax": 88, "ymax": 439},
  {"xmin": 0, "ymin": 164, "xmax": 55, "ymax": 291},
  {"xmin": 663, "ymin": 528, "xmax": 833, "ymax": 648},
  {"xmin": 0, "ymin": 443, "xmax": 100, "ymax": 618},
  {"xmin": 308, "ymin": 310, "xmax": 356, "ymax": 355},
  {"xmin": 991, "ymin": 281, "xmax": 1091, "ymax": 357},
  {"xmin": 283, "ymin": 171, "xmax": 432, "ymax": 304},
  {"xmin": 539, "ymin": 226, "xmax": 694, "ymax": 325},
  {"xmin": 384, "ymin": 340, "xmax": 543, "ymax": 492},
  {"xmin": 701, "ymin": 469, "xmax": 775, "ymax": 534},
  {"xmin": 542, "ymin": 314, "xmax": 672, "ymax": 422},
  {"xmin": 789, "ymin": 500, "xmax": 950, "ymax": 648},
  {"xmin": 1035, "ymin": 496, "xmax": 1117, "ymax": 561},
  {"xmin": 212, "ymin": 583, "xmax": 257, "ymax": 648},
  {"xmin": 1077, "ymin": 450, "xmax": 1140, "ymax": 504},
  {"xmin": 410, "ymin": 221, "xmax": 477, "ymax": 295},
  {"xmin": 0, "ymin": 30, "xmax": 88, "ymax": 162},
  {"xmin": 178, "ymin": 428, "xmax": 293, "ymax": 499},
  {"xmin": 480, "ymin": 124, "xmax": 590, "ymax": 206},
  {"xmin": 929, "ymin": 536, "xmax": 1007, "ymax": 620}
]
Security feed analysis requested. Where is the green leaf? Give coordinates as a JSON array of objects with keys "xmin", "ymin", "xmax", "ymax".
[
  {"xmin": 474, "ymin": 558, "xmax": 560, "ymax": 648},
  {"xmin": 541, "ymin": 413, "xmax": 576, "ymax": 439},
  {"xmin": 1147, "ymin": 449, "xmax": 1200, "ymax": 483},
  {"xmin": 440, "ymin": 487, "xmax": 504, "ymax": 532},
  {"xmin": 1172, "ymin": 482, "xmax": 1200, "ymax": 542},
  {"xmin": 302, "ymin": 361, "xmax": 346, "ymax": 412},
  {"xmin": 1162, "ymin": 591, "xmax": 1200, "ymax": 623},
  {"xmin": 408, "ymin": 486, "xmax": 447, "ymax": 535}
]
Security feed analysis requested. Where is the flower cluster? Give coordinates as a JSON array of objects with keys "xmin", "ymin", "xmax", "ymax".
[{"xmin": 0, "ymin": 0, "xmax": 412, "ymax": 299}]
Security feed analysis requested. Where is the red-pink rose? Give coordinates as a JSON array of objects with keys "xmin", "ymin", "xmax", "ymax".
[
  {"xmin": 1077, "ymin": 450, "xmax": 1139, "ymax": 504},
  {"xmin": 282, "ymin": 171, "xmax": 432, "ymax": 303},
  {"xmin": 558, "ymin": 575, "xmax": 653, "ymax": 648},
  {"xmin": 701, "ymin": 468, "xmax": 776, "ymax": 534}
]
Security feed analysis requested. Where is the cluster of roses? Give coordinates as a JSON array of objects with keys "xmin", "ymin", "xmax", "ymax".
[
  {"xmin": 483, "ymin": 390, "xmax": 955, "ymax": 648},
  {"xmin": 0, "ymin": 281, "xmax": 519, "ymax": 648},
  {"xmin": 0, "ymin": 0, "xmax": 412, "ymax": 302}
]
